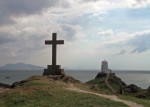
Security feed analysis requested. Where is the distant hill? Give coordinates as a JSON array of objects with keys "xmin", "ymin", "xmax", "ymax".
[{"xmin": 0, "ymin": 63, "xmax": 44, "ymax": 70}]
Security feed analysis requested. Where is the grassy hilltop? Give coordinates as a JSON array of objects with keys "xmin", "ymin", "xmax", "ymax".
[
  {"xmin": 0, "ymin": 74, "xmax": 150, "ymax": 107},
  {"xmin": 0, "ymin": 75, "xmax": 128, "ymax": 107}
]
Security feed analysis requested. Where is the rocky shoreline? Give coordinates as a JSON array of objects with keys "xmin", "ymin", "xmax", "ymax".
[
  {"xmin": 0, "ymin": 82, "xmax": 10, "ymax": 88},
  {"xmin": 0, "ymin": 83, "xmax": 10, "ymax": 93}
]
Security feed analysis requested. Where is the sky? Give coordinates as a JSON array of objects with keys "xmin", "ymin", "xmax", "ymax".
[{"xmin": 0, "ymin": 0, "xmax": 150, "ymax": 70}]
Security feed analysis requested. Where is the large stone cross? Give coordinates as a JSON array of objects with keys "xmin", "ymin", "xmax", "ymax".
[
  {"xmin": 45, "ymin": 33, "xmax": 64, "ymax": 66},
  {"xmin": 43, "ymin": 33, "xmax": 64, "ymax": 75}
]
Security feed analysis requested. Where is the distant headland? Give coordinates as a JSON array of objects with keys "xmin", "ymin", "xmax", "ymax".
[{"xmin": 0, "ymin": 63, "xmax": 44, "ymax": 70}]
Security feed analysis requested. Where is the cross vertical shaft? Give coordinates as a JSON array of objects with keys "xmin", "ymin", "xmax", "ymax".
[
  {"xmin": 45, "ymin": 33, "xmax": 64, "ymax": 67},
  {"xmin": 52, "ymin": 33, "xmax": 56, "ymax": 66}
]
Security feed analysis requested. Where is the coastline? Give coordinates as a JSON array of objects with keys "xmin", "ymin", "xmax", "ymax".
[{"xmin": 0, "ymin": 70, "xmax": 150, "ymax": 88}]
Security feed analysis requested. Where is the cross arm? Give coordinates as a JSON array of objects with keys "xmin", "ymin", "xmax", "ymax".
[
  {"xmin": 45, "ymin": 40, "xmax": 52, "ymax": 44},
  {"xmin": 56, "ymin": 40, "xmax": 64, "ymax": 44}
]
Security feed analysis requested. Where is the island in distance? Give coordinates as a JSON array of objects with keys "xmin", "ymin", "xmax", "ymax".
[{"xmin": 0, "ymin": 63, "xmax": 44, "ymax": 70}]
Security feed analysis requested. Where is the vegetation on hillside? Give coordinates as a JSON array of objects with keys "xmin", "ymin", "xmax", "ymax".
[
  {"xmin": 86, "ymin": 73, "xmax": 126, "ymax": 94},
  {"xmin": 86, "ymin": 72, "xmax": 150, "ymax": 107},
  {"xmin": 0, "ymin": 75, "xmax": 128, "ymax": 107},
  {"xmin": 119, "ymin": 95, "xmax": 150, "ymax": 107},
  {"xmin": 86, "ymin": 77, "xmax": 113, "ymax": 94}
]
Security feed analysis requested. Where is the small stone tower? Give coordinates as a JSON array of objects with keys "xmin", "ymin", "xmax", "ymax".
[
  {"xmin": 101, "ymin": 60, "xmax": 109, "ymax": 73},
  {"xmin": 95, "ymin": 60, "xmax": 114, "ymax": 78}
]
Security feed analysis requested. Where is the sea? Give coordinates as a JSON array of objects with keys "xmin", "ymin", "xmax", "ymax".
[{"xmin": 0, "ymin": 70, "xmax": 150, "ymax": 89}]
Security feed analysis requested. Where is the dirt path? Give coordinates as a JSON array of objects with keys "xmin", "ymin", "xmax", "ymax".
[
  {"xmin": 0, "ymin": 88, "xmax": 10, "ymax": 93},
  {"xmin": 105, "ymin": 73, "xmax": 116, "ymax": 93},
  {"xmin": 67, "ymin": 84, "xmax": 143, "ymax": 107}
]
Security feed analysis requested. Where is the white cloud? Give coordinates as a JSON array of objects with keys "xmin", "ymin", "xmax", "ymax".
[
  {"xmin": 89, "ymin": 28, "xmax": 149, "ymax": 57},
  {"xmin": 126, "ymin": 0, "xmax": 150, "ymax": 8},
  {"xmin": 97, "ymin": 29, "xmax": 113, "ymax": 36}
]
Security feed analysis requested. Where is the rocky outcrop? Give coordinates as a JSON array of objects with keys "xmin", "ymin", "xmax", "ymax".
[
  {"xmin": 123, "ymin": 84, "xmax": 140, "ymax": 93},
  {"xmin": 48, "ymin": 75, "xmax": 81, "ymax": 83},
  {"xmin": 62, "ymin": 75, "xmax": 81, "ymax": 83},
  {"xmin": 11, "ymin": 80, "xmax": 29, "ymax": 88},
  {"xmin": 135, "ymin": 86, "xmax": 150, "ymax": 99},
  {"xmin": 88, "ymin": 72, "xmax": 150, "ymax": 100},
  {"xmin": 0, "ymin": 83, "xmax": 10, "ymax": 88}
]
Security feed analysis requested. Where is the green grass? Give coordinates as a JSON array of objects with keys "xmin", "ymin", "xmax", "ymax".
[
  {"xmin": 119, "ymin": 95, "xmax": 150, "ymax": 107},
  {"xmin": 0, "ymin": 76, "xmax": 129, "ymax": 107},
  {"xmin": 0, "ymin": 90, "xmax": 129, "ymax": 107},
  {"xmin": 86, "ymin": 78, "xmax": 113, "ymax": 94},
  {"xmin": 107, "ymin": 78, "xmax": 120, "ymax": 91},
  {"xmin": 1, "ymin": 91, "xmax": 52, "ymax": 107}
]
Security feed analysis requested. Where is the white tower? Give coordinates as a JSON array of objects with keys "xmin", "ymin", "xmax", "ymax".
[{"xmin": 101, "ymin": 60, "xmax": 108, "ymax": 73}]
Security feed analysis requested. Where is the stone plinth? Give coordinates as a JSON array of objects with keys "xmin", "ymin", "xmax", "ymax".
[{"xmin": 43, "ymin": 65, "xmax": 65, "ymax": 75}]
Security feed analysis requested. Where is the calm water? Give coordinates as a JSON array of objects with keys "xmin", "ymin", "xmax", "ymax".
[{"xmin": 0, "ymin": 70, "xmax": 150, "ymax": 89}]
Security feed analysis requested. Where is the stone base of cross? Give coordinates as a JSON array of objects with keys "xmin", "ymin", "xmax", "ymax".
[{"xmin": 43, "ymin": 65, "xmax": 65, "ymax": 75}]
